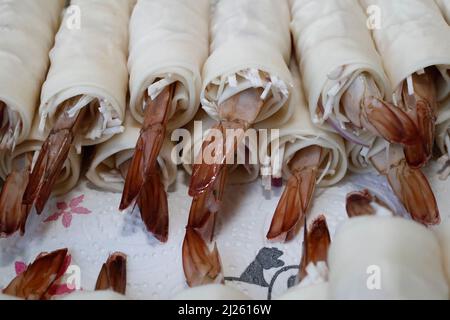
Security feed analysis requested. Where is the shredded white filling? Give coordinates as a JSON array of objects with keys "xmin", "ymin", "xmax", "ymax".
[
  {"xmin": 147, "ymin": 76, "xmax": 177, "ymax": 103},
  {"xmin": 99, "ymin": 170, "xmax": 124, "ymax": 183},
  {"xmin": 86, "ymin": 98, "xmax": 124, "ymax": 140},
  {"xmin": 67, "ymin": 96, "xmax": 95, "ymax": 118},
  {"xmin": 298, "ymin": 262, "xmax": 329, "ymax": 288},
  {"xmin": 316, "ymin": 154, "xmax": 333, "ymax": 186},
  {"xmin": 31, "ymin": 150, "xmax": 40, "ymax": 171},
  {"xmin": 202, "ymin": 68, "xmax": 290, "ymax": 118},
  {"xmin": 40, "ymin": 95, "xmax": 124, "ymax": 142},
  {"xmin": 406, "ymin": 75, "xmax": 415, "ymax": 96},
  {"xmin": 320, "ymin": 67, "xmax": 356, "ymax": 130},
  {"xmin": 359, "ymin": 136, "xmax": 378, "ymax": 164},
  {"xmin": 227, "ymin": 74, "xmax": 237, "ymax": 88},
  {"xmin": 0, "ymin": 105, "xmax": 22, "ymax": 151}
]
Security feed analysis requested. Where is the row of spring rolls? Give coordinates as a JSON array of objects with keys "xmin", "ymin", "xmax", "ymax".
[
  {"xmin": 1, "ymin": 0, "xmax": 449, "ymax": 227},
  {"xmin": 88, "ymin": 0, "xmax": 348, "ymax": 197},
  {"xmin": 0, "ymin": 0, "xmax": 134, "ymax": 196},
  {"xmin": 290, "ymin": 0, "xmax": 450, "ymax": 172}
]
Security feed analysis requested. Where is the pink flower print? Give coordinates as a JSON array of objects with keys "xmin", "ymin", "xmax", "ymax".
[{"xmin": 44, "ymin": 195, "xmax": 91, "ymax": 228}]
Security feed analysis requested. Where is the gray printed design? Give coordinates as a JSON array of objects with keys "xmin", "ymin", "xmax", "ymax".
[{"xmin": 225, "ymin": 247, "xmax": 299, "ymax": 300}]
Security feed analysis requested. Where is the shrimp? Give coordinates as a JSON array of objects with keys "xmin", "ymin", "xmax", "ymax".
[
  {"xmin": 345, "ymin": 189, "xmax": 392, "ymax": 218},
  {"xmin": 0, "ymin": 154, "xmax": 33, "ymax": 237},
  {"xmin": 182, "ymin": 228, "xmax": 223, "ymax": 288},
  {"xmin": 399, "ymin": 69, "xmax": 438, "ymax": 168},
  {"xmin": 95, "ymin": 252, "xmax": 127, "ymax": 295},
  {"xmin": 267, "ymin": 146, "xmax": 328, "ymax": 241},
  {"xmin": 370, "ymin": 144, "xmax": 440, "ymax": 225},
  {"xmin": 181, "ymin": 88, "xmax": 263, "ymax": 287},
  {"xmin": 182, "ymin": 165, "xmax": 228, "ymax": 287},
  {"xmin": 297, "ymin": 215, "xmax": 331, "ymax": 284},
  {"xmin": 341, "ymin": 73, "xmax": 420, "ymax": 146},
  {"xmin": 189, "ymin": 88, "xmax": 264, "ymax": 197},
  {"xmin": 342, "ymin": 72, "xmax": 439, "ymax": 225},
  {"xmin": 2, "ymin": 249, "xmax": 69, "ymax": 300},
  {"xmin": 23, "ymin": 97, "xmax": 85, "ymax": 214},
  {"xmin": 118, "ymin": 85, "xmax": 174, "ymax": 242}
]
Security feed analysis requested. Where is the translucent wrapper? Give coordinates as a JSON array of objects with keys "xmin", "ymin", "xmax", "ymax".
[
  {"xmin": 181, "ymin": 111, "xmax": 260, "ymax": 185},
  {"xmin": 361, "ymin": 0, "xmax": 450, "ymax": 166},
  {"xmin": 435, "ymin": 0, "xmax": 450, "ymax": 162},
  {"xmin": 86, "ymin": 115, "xmax": 177, "ymax": 193},
  {"xmin": 437, "ymin": 0, "xmax": 450, "ymax": 24},
  {"xmin": 128, "ymin": 0, "xmax": 209, "ymax": 130},
  {"xmin": 201, "ymin": 0, "xmax": 293, "ymax": 126},
  {"xmin": 329, "ymin": 217, "xmax": 449, "ymax": 299},
  {"xmin": 0, "ymin": 120, "xmax": 80, "ymax": 197},
  {"xmin": 259, "ymin": 60, "xmax": 348, "ymax": 187},
  {"xmin": 361, "ymin": 0, "xmax": 450, "ymax": 101},
  {"xmin": 290, "ymin": 0, "xmax": 389, "ymax": 132},
  {"xmin": 173, "ymin": 284, "xmax": 250, "ymax": 300},
  {"xmin": 0, "ymin": 0, "xmax": 65, "ymax": 148},
  {"xmin": 39, "ymin": 0, "xmax": 135, "ymax": 148}
]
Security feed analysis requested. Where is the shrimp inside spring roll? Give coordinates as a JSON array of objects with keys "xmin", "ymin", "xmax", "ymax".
[
  {"xmin": 87, "ymin": 116, "xmax": 177, "ymax": 194},
  {"xmin": 435, "ymin": 0, "xmax": 450, "ymax": 179},
  {"xmin": 260, "ymin": 59, "xmax": 347, "ymax": 241},
  {"xmin": 361, "ymin": 0, "xmax": 450, "ymax": 169},
  {"xmin": 24, "ymin": 0, "xmax": 134, "ymax": 215},
  {"xmin": 87, "ymin": 114, "xmax": 177, "ymax": 242},
  {"xmin": 292, "ymin": 0, "xmax": 441, "ymax": 226},
  {"xmin": 0, "ymin": 0, "xmax": 65, "ymax": 151},
  {"xmin": 120, "ymin": 0, "xmax": 209, "ymax": 216},
  {"xmin": 0, "ymin": 120, "xmax": 80, "ymax": 237}
]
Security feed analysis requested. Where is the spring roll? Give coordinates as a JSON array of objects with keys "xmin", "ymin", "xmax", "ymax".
[
  {"xmin": 87, "ymin": 115, "xmax": 177, "ymax": 193},
  {"xmin": 360, "ymin": 0, "xmax": 450, "ymax": 174},
  {"xmin": 290, "ymin": 0, "xmax": 390, "ymax": 138},
  {"xmin": 0, "ymin": 119, "xmax": 80, "ymax": 197},
  {"xmin": 435, "ymin": 0, "xmax": 450, "ymax": 177},
  {"xmin": 361, "ymin": 0, "xmax": 450, "ymax": 102},
  {"xmin": 180, "ymin": 111, "xmax": 260, "ymax": 185},
  {"xmin": 329, "ymin": 216, "xmax": 449, "ymax": 300},
  {"xmin": 201, "ymin": 0, "xmax": 293, "ymax": 126},
  {"xmin": 39, "ymin": 0, "xmax": 135, "ymax": 148},
  {"xmin": 128, "ymin": 0, "xmax": 209, "ymax": 130},
  {"xmin": 437, "ymin": 0, "xmax": 450, "ymax": 24},
  {"xmin": 259, "ymin": 59, "xmax": 348, "ymax": 187},
  {"xmin": 0, "ymin": 0, "xmax": 65, "ymax": 150}
]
